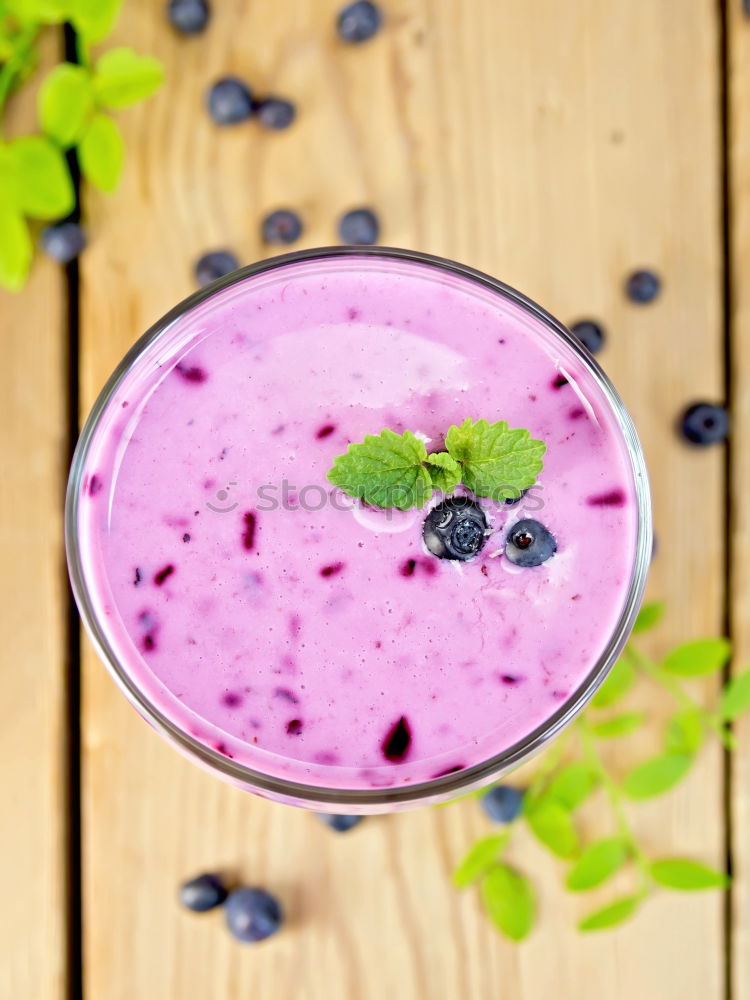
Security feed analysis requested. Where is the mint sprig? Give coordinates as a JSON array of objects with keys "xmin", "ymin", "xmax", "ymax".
[
  {"xmin": 0, "ymin": 0, "xmax": 164, "ymax": 291},
  {"xmin": 327, "ymin": 419, "xmax": 545, "ymax": 509},
  {"xmin": 450, "ymin": 603, "xmax": 750, "ymax": 940}
]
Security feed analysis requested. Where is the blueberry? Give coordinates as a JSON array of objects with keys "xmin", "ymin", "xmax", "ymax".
[
  {"xmin": 179, "ymin": 873, "xmax": 228, "ymax": 912},
  {"xmin": 225, "ymin": 887, "xmax": 283, "ymax": 943},
  {"xmin": 167, "ymin": 0, "xmax": 210, "ymax": 34},
  {"xmin": 262, "ymin": 209, "xmax": 303, "ymax": 245},
  {"xmin": 337, "ymin": 0, "xmax": 382, "ymax": 42},
  {"xmin": 423, "ymin": 497, "xmax": 488, "ymax": 561},
  {"xmin": 679, "ymin": 402, "xmax": 729, "ymax": 446},
  {"xmin": 338, "ymin": 207, "xmax": 379, "ymax": 245},
  {"xmin": 40, "ymin": 222, "xmax": 86, "ymax": 264},
  {"xmin": 316, "ymin": 813, "xmax": 364, "ymax": 833},
  {"xmin": 570, "ymin": 319, "xmax": 605, "ymax": 354},
  {"xmin": 207, "ymin": 77, "xmax": 253, "ymax": 125},
  {"xmin": 503, "ymin": 488, "xmax": 528, "ymax": 506},
  {"xmin": 504, "ymin": 518, "xmax": 557, "ymax": 567},
  {"xmin": 481, "ymin": 785, "xmax": 524, "ymax": 824},
  {"xmin": 256, "ymin": 97, "xmax": 296, "ymax": 130},
  {"xmin": 194, "ymin": 250, "xmax": 239, "ymax": 287},
  {"xmin": 625, "ymin": 269, "xmax": 661, "ymax": 304}
]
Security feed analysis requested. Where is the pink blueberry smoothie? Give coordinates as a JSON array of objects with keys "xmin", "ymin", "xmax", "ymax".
[{"xmin": 73, "ymin": 252, "xmax": 645, "ymax": 795}]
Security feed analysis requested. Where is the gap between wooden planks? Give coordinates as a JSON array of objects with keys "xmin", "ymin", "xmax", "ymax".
[
  {"xmin": 728, "ymin": 3, "xmax": 750, "ymax": 999},
  {"xmin": 78, "ymin": 2, "xmax": 728, "ymax": 998},
  {"xmin": 0, "ymin": 33, "xmax": 68, "ymax": 1000}
]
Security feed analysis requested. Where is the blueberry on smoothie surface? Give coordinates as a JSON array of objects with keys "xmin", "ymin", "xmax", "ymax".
[
  {"xmin": 423, "ymin": 497, "xmax": 488, "ymax": 561},
  {"xmin": 179, "ymin": 872, "xmax": 228, "ymax": 912},
  {"xmin": 207, "ymin": 77, "xmax": 254, "ymax": 125},
  {"xmin": 504, "ymin": 519, "xmax": 557, "ymax": 567},
  {"xmin": 337, "ymin": 0, "xmax": 382, "ymax": 42},
  {"xmin": 225, "ymin": 887, "xmax": 283, "ymax": 942},
  {"xmin": 679, "ymin": 402, "xmax": 729, "ymax": 446}
]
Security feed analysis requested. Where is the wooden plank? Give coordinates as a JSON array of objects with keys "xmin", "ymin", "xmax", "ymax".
[
  {"xmin": 0, "ymin": 36, "xmax": 68, "ymax": 1000},
  {"xmin": 728, "ymin": 3, "xmax": 750, "ymax": 998},
  {"xmin": 80, "ymin": 2, "xmax": 725, "ymax": 998}
]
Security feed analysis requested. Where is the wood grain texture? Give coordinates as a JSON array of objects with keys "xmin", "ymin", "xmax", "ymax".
[
  {"xmin": 80, "ymin": 2, "xmax": 726, "ymax": 998},
  {"xmin": 728, "ymin": 4, "xmax": 750, "ymax": 998},
  {"xmin": 0, "ymin": 36, "xmax": 68, "ymax": 1000}
]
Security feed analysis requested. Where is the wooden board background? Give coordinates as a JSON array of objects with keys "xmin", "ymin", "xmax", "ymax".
[{"xmin": 2, "ymin": 0, "xmax": 749, "ymax": 997}]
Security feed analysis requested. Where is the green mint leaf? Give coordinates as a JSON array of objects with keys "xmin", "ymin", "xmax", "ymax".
[
  {"xmin": 93, "ymin": 47, "xmax": 164, "ymax": 109},
  {"xmin": 425, "ymin": 452, "xmax": 461, "ymax": 493},
  {"xmin": 71, "ymin": 0, "xmax": 122, "ymax": 42},
  {"xmin": 566, "ymin": 837, "xmax": 629, "ymax": 892},
  {"xmin": 79, "ymin": 113, "xmax": 124, "ymax": 193},
  {"xmin": 544, "ymin": 762, "xmax": 598, "ymax": 811},
  {"xmin": 592, "ymin": 711, "xmax": 646, "ymax": 740},
  {"xmin": 327, "ymin": 429, "xmax": 432, "ymax": 510},
  {"xmin": 10, "ymin": 136, "xmax": 74, "ymax": 219},
  {"xmin": 39, "ymin": 63, "xmax": 92, "ymax": 148},
  {"xmin": 664, "ymin": 708, "xmax": 704, "ymax": 756},
  {"xmin": 591, "ymin": 656, "xmax": 636, "ymax": 708},
  {"xmin": 662, "ymin": 638, "xmax": 730, "ymax": 678},
  {"xmin": 578, "ymin": 894, "xmax": 641, "ymax": 932},
  {"xmin": 622, "ymin": 753, "xmax": 692, "ymax": 800},
  {"xmin": 444, "ymin": 417, "xmax": 545, "ymax": 500},
  {"xmin": 0, "ymin": 200, "xmax": 33, "ymax": 291},
  {"xmin": 452, "ymin": 833, "xmax": 510, "ymax": 889},
  {"xmin": 480, "ymin": 864, "xmax": 536, "ymax": 941},
  {"xmin": 632, "ymin": 600, "xmax": 665, "ymax": 634},
  {"xmin": 525, "ymin": 798, "xmax": 579, "ymax": 858},
  {"xmin": 650, "ymin": 859, "xmax": 729, "ymax": 891},
  {"xmin": 719, "ymin": 669, "xmax": 750, "ymax": 721}
]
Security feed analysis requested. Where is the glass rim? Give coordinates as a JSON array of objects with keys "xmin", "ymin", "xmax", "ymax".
[{"xmin": 65, "ymin": 245, "xmax": 652, "ymax": 808}]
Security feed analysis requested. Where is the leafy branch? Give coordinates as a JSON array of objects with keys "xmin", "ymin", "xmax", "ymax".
[
  {"xmin": 452, "ymin": 602, "xmax": 748, "ymax": 939},
  {"xmin": 0, "ymin": 0, "xmax": 164, "ymax": 290}
]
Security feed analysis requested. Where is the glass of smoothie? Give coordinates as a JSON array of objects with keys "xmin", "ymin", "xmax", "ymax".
[{"xmin": 66, "ymin": 247, "xmax": 651, "ymax": 812}]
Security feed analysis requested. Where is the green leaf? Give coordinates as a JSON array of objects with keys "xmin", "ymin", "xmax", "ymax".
[
  {"xmin": 10, "ymin": 136, "xmax": 75, "ymax": 219},
  {"xmin": 650, "ymin": 859, "xmax": 729, "ymax": 891},
  {"xmin": 444, "ymin": 417, "xmax": 545, "ymax": 500},
  {"xmin": 71, "ymin": 0, "xmax": 122, "ymax": 42},
  {"xmin": 93, "ymin": 47, "xmax": 164, "ymax": 109},
  {"xmin": 566, "ymin": 837, "xmax": 629, "ymax": 892},
  {"xmin": 592, "ymin": 712, "xmax": 646, "ymax": 740},
  {"xmin": 578, "ymin": 894, "xmax": 641, "ymax": 932},
  {"xmin": 79, "ymin": 113, "xmax": 124, "ymax": 193},
  {"xmin": 591, "ymin": 656, "xmax": 636, "ymax": 708},
  {"xmin": 633, "ymin": 600, "xmax": 665, "ymax": 634},
  {"xmin": 525, "ymin": 799, "xmax": 578, "ymax": 858},
  {"xmin": 425, "ymin": 452, "xmax": 461, "ymax": 493},
  {"xmin": 662, "ymin": 639, "xmax": 730, "ymax": 678},
  {"xmin": 544, "ymin": 762, "xmax": 597, "ymax": 811},
  {"xmin": 480, "ymin": 864, "xmax": 536, "ymax": 941},
  {"xmin": 39, "ymin": 64, "xmax": 93, "ymax": 148},
  {"xmin": 664, "ymin": 708, "xmax": 704, "ymax": 756},
  {"xmin": 327, "ymin": 429, "xmax": 433, "ymax": 510},
  {"xmin": 0, "ymin": 200, "xmax": 33, "ymax": 291},
  {"xmin": 719, "ymin": 669, "xmax": 750, "ymax": 721},
  {"xmin": 622, "ymin": 753, "xmax": 692, "ymax": 800},
  {"xmin": 453, "ymin": 833, "xmax": 510, "ymax": 889}
]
